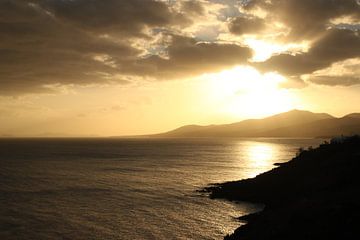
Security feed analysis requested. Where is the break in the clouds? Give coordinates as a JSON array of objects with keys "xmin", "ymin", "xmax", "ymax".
[
  {"xmin": 241, "ymin": 0, "xmax": 360, "ymax": 40},
  {"xmin": 240, "ymin": 0, "xmax": 360, "ymax": 86},
  {"xmin": 307, "ymin": 58, "xmax": 360, "ymax": 86},
  {"xmin": 254, "ymin": 28, "xmax": 360, "ymax": 77},
  {"xmin": 0, "ymin": 0, "xmax": 360, "ymax": 95},
  {"xmin": 0, "ymin": 0, "xmax": 252, "ymax": 95}
]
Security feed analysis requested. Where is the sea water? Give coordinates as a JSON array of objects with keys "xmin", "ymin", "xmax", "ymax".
[{"xmin": 0, "ymin": 138, "xmax": 325, "ymax": 239}]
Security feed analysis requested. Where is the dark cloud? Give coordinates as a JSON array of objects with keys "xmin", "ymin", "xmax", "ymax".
[
  {"xmin": 229, "ymin": 15, "xmax": 266, "ymax": 35},
  {"xmin": 254, "ymin": 28, "xmax": 360, "ymax": 82},
  {"xmin": 1, "ymin": 0, "xmax": 359, "ymax": 95},
  {"xmin": 0, "ymin": 0, "xmax": 251, "ymax": 95},
  {"xmin": 0, "ymin": 0, "xmax": 143, "ymax": 95},
  {"xmin": 306, "ymin": 57, "xmax": 360, "ymax": 86},
  {"xmin": 227, "ymin": 0, "xmax": 360, "ymax": 87},
  {"xmin": 38, "ymin": 0, "xmax": 189, "ymax": 37},
  {"xmin": 124, "ymin": 35, "xmax": 253, "ymax": 79},
  {"xmin": 243, "ymin": 0, "xmax": 360, "ymax": 40},
  {"xmin": 0, "ymin": 0, "xmax": 253, "ymax": 95},
  {"xmin": 181, "ymin": 1, "xmax": 205, "ymax": 16},
  {"xmin": 308, "ymin": 75, "xmax": 360, "ymax": 86}
]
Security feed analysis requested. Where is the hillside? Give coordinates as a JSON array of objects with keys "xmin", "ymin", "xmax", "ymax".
[
  {"xmin": 203, "ymin": 135, "xmax": 360, "ymax": 239},
  {"xmin": 151, "ymin": 110, "xmax": 360, "ymax": 138}
]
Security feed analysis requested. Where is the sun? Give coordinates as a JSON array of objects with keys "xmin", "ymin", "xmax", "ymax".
[
  {"xmin": 244, "ymin": 38, "xmax": 310, "ymax": 62},
  {"xmin": 203, "ymin": 66, "xmax": 296, "ymax": 119}
]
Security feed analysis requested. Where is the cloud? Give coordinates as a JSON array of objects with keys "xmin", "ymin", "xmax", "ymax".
[
  {"xmin": 0, "ymin": 0, "xmax": 142, "ymax": 95},
  {"xmin": 306, "ymin": 58, "xmax": 360, "ymax": 86},
  {"xmin": 225, "ymin": 0, "xmax": 360, "ymax": 87},
  {"xmin": 0, "ymin": 0, "xmax": 359, "ymax": 95},
  {"xmin": 254, "ymin": 28, "xmax": 360, "ymax": 84},
  {"xmin": 241, "ymin": 0, "xmax": 360, "ymax": 40},
  {"xmin": 229, "ymin": 15, "xmax": 266, "ymax": 35},
  {"xmin": 125, "ymin": 35, "xmax": 253, "ymax": 79},
  {"xmin": 39, "ymin": 0, "xmax": 190, "ymax": 37},
  {"xmin": 0, "ymin": 0, "xmax": 254, "ymax": 95},
  {"xmin": 181, "ymin": 1, "xmax": 205, "ymax": 16},
  {"xmin": 308, "ymin": 75, "xmax": 360, "ymax": 86}
]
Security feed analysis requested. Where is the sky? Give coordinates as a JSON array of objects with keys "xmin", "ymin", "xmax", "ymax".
[{"xmin": 0, "ymin": 0, "xmax": 360, "ymax": 137}]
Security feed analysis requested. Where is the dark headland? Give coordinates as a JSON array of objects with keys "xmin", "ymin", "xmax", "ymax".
[{"xmin": 203, "ymin": 135, "xmax": 360, "ymax": 239}]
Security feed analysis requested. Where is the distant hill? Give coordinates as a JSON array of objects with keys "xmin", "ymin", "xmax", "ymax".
[
  {"xmin": 343, "ymin": 113, "xmax": 360, "ymax": 119},
  {"xmin": 150, "ymin": 110, "xmax": 360, "ymax": 138}
]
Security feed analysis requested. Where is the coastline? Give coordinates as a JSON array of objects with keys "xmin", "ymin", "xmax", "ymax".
[{"xmin": 205, "ymin": 136, "xmax": 360, "ymax": 239}]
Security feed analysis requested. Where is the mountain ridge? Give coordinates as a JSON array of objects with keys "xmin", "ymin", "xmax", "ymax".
[{"xmin": 150, "ymin": 109, "xmax": 360, "ymax": 138}]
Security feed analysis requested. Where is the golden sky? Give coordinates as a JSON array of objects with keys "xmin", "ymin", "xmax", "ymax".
[{"xmin": 0, "ymin": 0, "xmax": 360, "ymax": 137}]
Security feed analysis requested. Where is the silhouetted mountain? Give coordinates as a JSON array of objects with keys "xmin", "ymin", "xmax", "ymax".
[
  {"xmin": 343, "ymin": 113, "xmax": 360, "ymax": 119},
  {"xmin": 203, "ymin": 135, "xmax": 360, "ymax": 239},
  {"xmin": 151, "ymin": 110, "xmax": 360, "ymax": 138}
]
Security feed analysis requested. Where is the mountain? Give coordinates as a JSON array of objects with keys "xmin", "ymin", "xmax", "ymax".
[
  {"xmin": 343, "ymin": 113, "xmax": 360, "ymax": 119},
  {"xmin": 151, "ymin": 110, "xmax": 360, "ymax": 138}
]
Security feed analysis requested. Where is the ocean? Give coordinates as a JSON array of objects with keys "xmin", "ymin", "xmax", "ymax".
[{"xmin": 0, "ymin": 138, "xmax": 325, "ymax": 239}]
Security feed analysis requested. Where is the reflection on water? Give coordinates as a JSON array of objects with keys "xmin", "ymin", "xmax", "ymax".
[
  {"xmin": 0, "ymin": 138, "xmax": 325, "ymax": 240},
  {"xmin": 247, "ymin": 143, "xmax": 274, "ymax": 166},
  {"xmin": 235, "ymin": 140, "xmax": 301, "ymax": 178}
]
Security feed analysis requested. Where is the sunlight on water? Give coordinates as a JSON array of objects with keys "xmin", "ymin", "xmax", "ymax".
[
  {"xmin": 0, "ymin": 138, "xmax": 325, "ymax": 240},
  {"xmin": 235, "ymin": 140, "xmax": 291, "ymax": 178},
  {"xmin": 247, "ymin": 143, "xmax": 274, "ymax": 165}
]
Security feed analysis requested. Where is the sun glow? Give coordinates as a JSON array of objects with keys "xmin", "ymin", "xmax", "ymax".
[
  {"xmin": 243, "ymin": 142, "xmax": 279, "ymax": 177},
  {"xmin": 245, "ymin": 39, "xmax": 310, "ymax": 62},
  {"xmin": 248, "ymin": 144, "xmax": 274, "ymax": 165},
  {"xmin": 203, "ymin": 66, "xmax": 296, "ymax": 119}
]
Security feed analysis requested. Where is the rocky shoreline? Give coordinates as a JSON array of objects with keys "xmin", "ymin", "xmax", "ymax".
[{"xmin": 204, "ymin": 136, "xmax": 360, "ymax": 239}]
